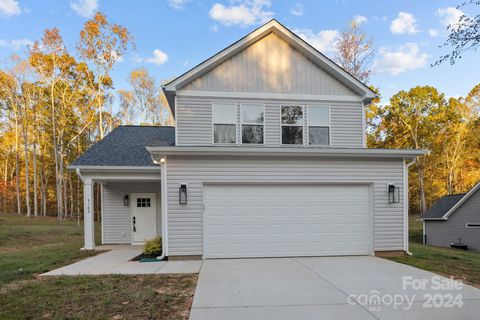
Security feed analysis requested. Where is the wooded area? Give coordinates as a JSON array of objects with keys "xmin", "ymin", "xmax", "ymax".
[
  {"xmin": 0, "ymin": 12, "xmax": 478, "ymax": 221},
  {"xmin": 0, "ymin": 13, "xmax": 172, "ymax": 222}
]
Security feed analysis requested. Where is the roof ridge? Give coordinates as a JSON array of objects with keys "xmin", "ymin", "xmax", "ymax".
[{"xmin": 117, "ymin": 125, "xmax": 175, "ymax": 128}]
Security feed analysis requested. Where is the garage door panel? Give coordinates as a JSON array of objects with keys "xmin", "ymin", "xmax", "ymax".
[{"xmin": 204, "ymin": 184, "xmax": 370, "ymax": 258}]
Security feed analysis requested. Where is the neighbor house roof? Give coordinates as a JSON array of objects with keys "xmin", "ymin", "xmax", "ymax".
[
  {"xmin": 162, "ymin": 19, "xmax": 377, "ymax": 116},
  {"xmin": 69, "ymin": 126, "xmax": 175, "ymax": 168},
  {"xmin": 422, "ymin": 181, "xmax": 480, "ymax": 220},
  {"xmin": 421, "ymin": 194, "xmax": 466, "ymax": 220}
]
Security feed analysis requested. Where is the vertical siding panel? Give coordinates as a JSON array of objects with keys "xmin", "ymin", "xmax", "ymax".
[{"xmin": 181, "ymin": 33, "xmax": 357, "ymax": 96}]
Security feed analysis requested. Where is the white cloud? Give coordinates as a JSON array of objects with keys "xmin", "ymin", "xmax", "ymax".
[
  {"xmin": 353, "ymin": 15, "xmax": 368, "ymax": 25},
  {"xmin": 373, "ymin": 43, "xmax": 429, "ymax": 75},
  {"xmin": 0, "ymin": 38, "xmax": 33, "ymax": 50},
  {"xmin": 293, "ymin": 28, "xmax": 339, "ymax": 54},
  {"xmin": 0, "ymin": 0, "xmax": 21, "ymax": 16},
  {"xmin": 145, "ymin": 49, "xmax": 169, "ymax": 65},
  {"xmin": 428, "ymin": 29, "xmax": 439, "ymax": 37},
  {"xmin": 168, "ymin": 0, "xmax": 189, "ymax": 10},
  {"xmin": 437, "ymin": 7, "xmax": 464, "ymax": 28},
  {"xmin": 209, "ymin": 0, "xmax": 273, "ymax": 27},
  {"xmin": 290, "ymin": 3, "xmax": 304, "ymax": 17},
  {"xmin": 390, "ymin": 12, "xmax": 419, "ymax": 34},
  {"xmin": 70, "ymin": 0, "xmax": 98, "ymax": 18}
]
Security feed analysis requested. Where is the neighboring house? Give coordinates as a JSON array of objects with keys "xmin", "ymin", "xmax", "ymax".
[
  {"xmin": 422, "ymin": 182, "xmax": 480, "ymax": 251},
  {"xmin": 70, "ymin": 20, "xmax": 425, "ymax": 259}
]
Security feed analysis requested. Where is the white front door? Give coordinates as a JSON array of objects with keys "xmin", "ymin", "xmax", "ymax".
[
  {"xmin": 131, "ymin": 193, "xmax": 157, "ymax": 244},
  {"xmin": 204, "ymin": 184, "xmax": 371, "ymax": 258}
]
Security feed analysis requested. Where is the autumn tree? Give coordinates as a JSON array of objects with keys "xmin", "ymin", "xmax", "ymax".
[
  {"xmin": 335, "ymin": 19, "xmax": 374, "ymax": 82},
  {"xmin": 373, "ymin": 86, "xmax": 449, "ymax": 213},
  {"xmin": 77, "ymin": 12, "xmax": 134, "ymax": 139},
  {"xmin": 118, "ymin": 68, "xmax": 174, "ymax": 125}
]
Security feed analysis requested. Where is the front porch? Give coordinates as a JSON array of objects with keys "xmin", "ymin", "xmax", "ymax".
[{"xmin": 76, "ymin": 166, "xmax": 167, "ymax": 252}]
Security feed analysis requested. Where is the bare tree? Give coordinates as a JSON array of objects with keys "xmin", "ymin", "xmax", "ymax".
[{"xmin": 335, "ymin": 19, "xmax": 374, "ymax": 83}]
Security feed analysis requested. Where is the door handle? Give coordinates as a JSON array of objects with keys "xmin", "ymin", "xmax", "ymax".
[{"xmin": 132, "ymin": 216, "xmax": 136, "ymax": 232}]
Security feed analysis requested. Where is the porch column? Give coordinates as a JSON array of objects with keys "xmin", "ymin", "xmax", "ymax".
[{"xmin": 83, "ymin": 177, "xmax": 95, "ymax": 250}]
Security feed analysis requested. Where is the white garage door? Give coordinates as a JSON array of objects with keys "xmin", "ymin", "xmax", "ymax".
[{"xmin": 204, "ymin": 184, "xmax": 371, "ymax": 258}]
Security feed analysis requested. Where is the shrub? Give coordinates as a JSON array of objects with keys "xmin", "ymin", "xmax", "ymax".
[{"xmin": 143, "ymin": 236, "xmax": 162, "ymax": 257}]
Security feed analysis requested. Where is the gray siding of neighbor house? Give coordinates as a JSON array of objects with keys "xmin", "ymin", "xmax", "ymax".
[
  {"xmin": 165, "ymin": 156, "xmax": 405, "ymax": 256},
  {"xmin": 182, "ymin": 32, "xmax": 355, "ymax": 96},
  {"xmin": 425, "ymin": 191, "xmax": 480, "ymax": 251},
  {"xmin": 102, "ymin": 182, "xmax": 161, "ymax": 244},
  {"xmin": 176, "ymin": 95, "xmax": 364, "ymax": 147}
]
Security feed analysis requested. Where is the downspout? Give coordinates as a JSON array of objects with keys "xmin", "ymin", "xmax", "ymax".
[
  {"xmin": 404, "ymin": 158, "xmax": 417, "ymax": 256},
  {"xmin": 75, "ymin": 168, "xmax": 84, "ymax": 182},
  {"xmin": 151, "ymin": 154, "xmax": 167, "ymax": 261}
]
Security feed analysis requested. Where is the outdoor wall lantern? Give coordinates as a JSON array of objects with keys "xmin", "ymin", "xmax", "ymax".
[
  {"xmin": 179, "ymin": 184, "xmax": 188, "ymax": 205},
  {"xmin": 388, "ymin": 184, "xmax": 400, "ymax": 204},
  {"xmin": 123, "ymin": 195, "xmax": 129, "ymax": 206}
]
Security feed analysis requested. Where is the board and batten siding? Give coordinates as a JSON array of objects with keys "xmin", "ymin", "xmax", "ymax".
[
  {"xmin": 176, "ymin": 95, "xmax": 363, "ymax": 147},
  {"xmin": 165, "ymin": 156, "xmax": 405, "ymax": 256},
  {"xmin": 102, "ymin": 182, "xmax": 161, "ymax": 244},
  {"xmin": 182, "ymin": 32, "xmax": 355, "ymax": 96},
  {"xmin": 425, "ymin": 190, "xmax": 480, "ymax": 251}
]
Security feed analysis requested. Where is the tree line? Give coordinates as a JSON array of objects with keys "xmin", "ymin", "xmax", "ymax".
[{"xmin": 0, "ymin": 13, "xmax": 172, "ymax": 222}]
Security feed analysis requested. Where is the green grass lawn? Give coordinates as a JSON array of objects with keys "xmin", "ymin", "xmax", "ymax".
[
  {"xmin": 386, "ymin": 215, "xmax": 480, "ymax": 288},
  {"xmin": 0, "ymin": 214, "xmax": 197, "ymax": 320}
]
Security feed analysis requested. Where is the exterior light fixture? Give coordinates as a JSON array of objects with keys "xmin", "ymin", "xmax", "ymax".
[
  {"xmin": 160, "ymin": 157, "xmax": 166, "ymax": 164},
  {"xmin": 123, "ymin": 195, "xmax": 129, "ymax": 206},
  {"xmin": 179, "ymin": 184, "xmax": 187, "ymax": 205},
  {"xmin": 388, "ymin": 184, "xmax": 399, "ymax": 204}
]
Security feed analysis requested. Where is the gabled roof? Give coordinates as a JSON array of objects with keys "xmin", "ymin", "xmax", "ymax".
[
  {"xmin": 69, "ymin": 126, "xmax": 175, "ymax": 168},
  {"xmin": 163, "ymin": 19, "xmax": 376, "ymax": 101},
  {"xmin": 422, "ymin": 181, "xmax": 480, "ymax": 220}
]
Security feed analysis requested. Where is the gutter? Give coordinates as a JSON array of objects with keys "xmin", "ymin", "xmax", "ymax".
[{"xmin": 146, "ymin": 146, "xmax": 428, "ymax": 158}]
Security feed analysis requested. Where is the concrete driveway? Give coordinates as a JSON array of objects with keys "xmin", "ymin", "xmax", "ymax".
[{"xmin": 189, "ymin": 256, "xmax": 480, "ymax": 320}]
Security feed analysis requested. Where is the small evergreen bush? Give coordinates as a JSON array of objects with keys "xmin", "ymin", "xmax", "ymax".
[{"xmin": 143, "ymin": 236, "xmax": 162, "ymax": 257}]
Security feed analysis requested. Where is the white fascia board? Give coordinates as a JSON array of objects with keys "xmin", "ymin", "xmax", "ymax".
[
  {"xmin": 441, "ymin": 181, "xmax": 480, "ymax": 220},
  {"xmin": 177, "ymin": 90, "xmax": 363, "ymax": 102},
  {"xmin": 68, "ymin": 165, "xmax": 160, "ymax": 172},
  {"xmin": 146, "ymin": 146, "xmax": 427, "ymax": 158}
]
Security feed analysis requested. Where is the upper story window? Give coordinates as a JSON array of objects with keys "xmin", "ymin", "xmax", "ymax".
[
  {"xmin": 241, "ymin": 104, "xmax": 264, "ymax": 144},
  {"xmin": 213, "ymin": 103, "xmax": 237, "ymax": 144},
  {"xmin": 281, "ymin": 106, "xmax": 303, "ymax": 145},
  {"xmin": 308, "ymin": 106, "xmax": 330, "ymax": 145}
]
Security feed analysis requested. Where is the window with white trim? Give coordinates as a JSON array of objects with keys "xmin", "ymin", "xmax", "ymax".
[
  {"xmin": 241, "ymin": 104, "xmax": 264, "ymax": 144},
  {"xmin": 308, "ymin": 106, "xmax": 330, "ymax": 145},
  {"xmin": 213, "ymin": 103, "xmax": 237, "ymax": 144},
  {"xmin": 281, "ymin": 106, "xmax": 303, "ymax": 145}
]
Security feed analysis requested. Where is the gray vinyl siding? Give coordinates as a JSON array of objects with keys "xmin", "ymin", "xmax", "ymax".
[
  {"xmin": 425, "ymin": 191, "xmax": 480, "ymax": 251},
  {"xmin": 102, "ymin": 182, "xmax": 161, "ymax": 244},
  {"xmin": 182, "ymin": 32, "xmax": 355, "ymax": 96},
  {"xmin": 176, "ymin": 95, "xmax": 363, "ymax": 147},
  {"xmin": 166, "ymin": 156, "xmax": 404, "ymax": 256}
]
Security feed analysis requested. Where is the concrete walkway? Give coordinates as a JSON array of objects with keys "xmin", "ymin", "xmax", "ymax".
[
  {"xmin": 190, "ymin": 256, "xmax": 480, "ymax": 320},
  {"xmin": 41, "ymin": 248, "xmax": 202, "ymax": 276}
]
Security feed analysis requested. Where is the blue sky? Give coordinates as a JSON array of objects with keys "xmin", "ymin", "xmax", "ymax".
[{"xmin": 1, "ymin": 0, "xmax": 479, "ymax": 109}]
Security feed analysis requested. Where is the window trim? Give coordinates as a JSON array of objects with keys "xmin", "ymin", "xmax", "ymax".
[
  {"xmin": 212, "ymin": 102, "xmax": 238, "ymax": 145},
  {"xmin": 280, "ymin": 105, "xmax": 304, "ymax": 145},
  {"xmin": 466, "ymin": 223, "xmax": 480, "ymax": 228},
  {"xmin": 307, "ymin": 105, "xmax": 331, "ymax": 146},
  {"xmin": 240, "ymin": 103, "xmax": 265, "ymax": 145}
]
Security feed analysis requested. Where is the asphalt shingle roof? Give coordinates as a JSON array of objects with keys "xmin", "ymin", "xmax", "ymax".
[
  {"xmin": 71, "ymin": 126, "xmax": 175, "ymax": 167},
  {"xmin": 421, "ymin": 193, "xmax": 466, "ymax": 219}
]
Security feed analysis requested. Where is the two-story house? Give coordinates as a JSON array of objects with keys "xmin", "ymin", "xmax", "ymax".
[{"xmin": 70, "ymin": 20, "xmax": 426, "ymax": 259}]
